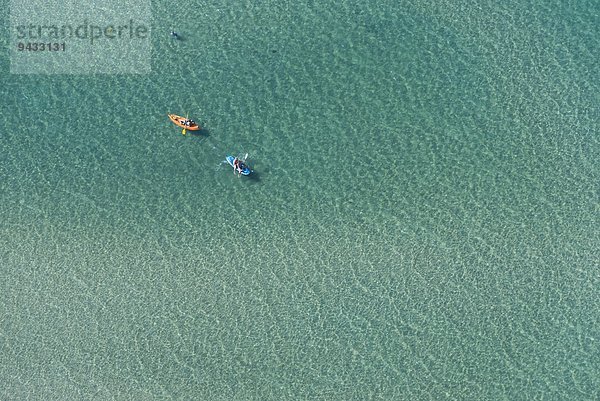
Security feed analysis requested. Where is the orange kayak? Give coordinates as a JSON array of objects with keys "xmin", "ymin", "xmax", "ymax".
[{"xmin": 168, "ymin": 114, "xmax": 201, "ymax": 130}]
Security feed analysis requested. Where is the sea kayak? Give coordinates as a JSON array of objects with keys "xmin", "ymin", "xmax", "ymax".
[
  {"xmin": 226, "ymin": 156, "xmax": 251, "ymax": 176},
  {"xmin": 168, "ymin": 114, "xmax": 201, "ymax": 130}
]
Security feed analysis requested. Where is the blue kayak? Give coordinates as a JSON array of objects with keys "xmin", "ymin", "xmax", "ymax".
[{"xmin": 226, "ymin": 156, "xmax": 251, "ymax": 176}]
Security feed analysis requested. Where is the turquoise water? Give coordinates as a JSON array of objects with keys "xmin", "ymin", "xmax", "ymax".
[{"xmin": 1, "ymin": 0, "xmax": 598, "ymax": 399}]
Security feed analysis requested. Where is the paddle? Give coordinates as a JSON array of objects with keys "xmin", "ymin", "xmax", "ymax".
[{"xmin": 182, "ymin": 112, "xmax": 189, "ymax": 136}]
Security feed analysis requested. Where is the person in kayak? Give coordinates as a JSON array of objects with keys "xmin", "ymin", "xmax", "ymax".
[{"xmin": 233, "ymin": 158, "xmax": 246, "ymax": 175}]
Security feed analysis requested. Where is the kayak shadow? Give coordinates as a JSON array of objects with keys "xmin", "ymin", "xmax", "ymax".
[
  {"xmin": 189, "ymin": 127, "xmax": 210, "ymax": 137},
  {"xmin": 248, "ymin": 171, "xmax": 261, "ymax": 182}
]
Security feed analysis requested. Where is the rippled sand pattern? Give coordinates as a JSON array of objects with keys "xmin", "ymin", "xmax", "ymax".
[{"xmin": 1, "ymin": 0, "xmax": 598, "ymax": 399}]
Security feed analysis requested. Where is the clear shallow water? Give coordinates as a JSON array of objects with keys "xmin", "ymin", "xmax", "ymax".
[{"xmin": 1, "ymin": 0, "xmax": 598, "ymax": 399}]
